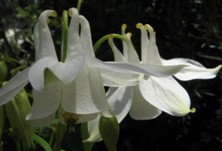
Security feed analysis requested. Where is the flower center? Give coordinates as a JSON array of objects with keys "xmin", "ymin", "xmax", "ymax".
[{"xmin": 62, "ymin": 112, "xmax": 79, "ymax": 132}]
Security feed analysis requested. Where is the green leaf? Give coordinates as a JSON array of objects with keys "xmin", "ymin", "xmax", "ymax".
[{"xmin": 33, "ymin": 133, "xmax": 52, "ymax": 151}]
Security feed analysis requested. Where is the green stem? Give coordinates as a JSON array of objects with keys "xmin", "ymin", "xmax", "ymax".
[
  {"xmin": 61, "ymin": 10, "xmax": 68, "ymax": 62},
  {"xmin": 93, "ymin": 34, "xmax": 127, "ymax": 53},
  {"xmin": 33, "ymin": 133, "xmax": 52, "ymax": 151},
  {"xmin": 77, "ymin": 0, "xmax": 84, "ymax": 12},
  {"xmin": 52, "ymin": 123, "xmax": 67, "ymax": 151}
]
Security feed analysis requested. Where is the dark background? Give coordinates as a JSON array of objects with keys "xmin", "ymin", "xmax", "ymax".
[{"xmin": 0, "ymin": 0, "xmax": 222, "ymax": 151}]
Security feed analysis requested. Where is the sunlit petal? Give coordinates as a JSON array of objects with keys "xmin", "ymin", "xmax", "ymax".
[
  {"xmin": 92, "ymin": 58, "xmax": 185, "ymax": 77},
  {"xmin": 139, "ymin": 77, "xmax": 191, "ymax": 116},
  {"xmin": 108, "ymin": 37, "xmax": 126, "ymax": 62},
  {"xmin": 162, "ymin": 58, "xmax": 222, "ymax": 80},
  {"xmin": 100, "ymin": 69, "xmax": 140, "ymax": 87},
  {"xmin": 129, "ymin": 86, "xmax": 161, "ymax": 119},
  {"xmin": 0, "ymin": 68, "xmax": 29, "ymax": 105}
]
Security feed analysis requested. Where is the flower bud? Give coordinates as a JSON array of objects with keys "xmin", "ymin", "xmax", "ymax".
[
  {"xmin": 99, "ymin": 116, "xmax": 119, "ymax": 151},
  {"xmin": 4, "ymin": 89, "xmax": 34, "ymax": 150}
]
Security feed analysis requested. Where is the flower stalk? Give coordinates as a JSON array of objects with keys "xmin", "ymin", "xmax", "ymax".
[
  {"xmin": 61, "ymin": 10, "xmax": 68, "ymax": 62},
  {"xmin": 93, "ymin": 34, "xmax": 127, "ymax": 53}
]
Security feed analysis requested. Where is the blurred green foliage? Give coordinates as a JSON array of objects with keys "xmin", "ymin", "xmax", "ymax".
[{"xmin": 0, "ymin": 0, "xmax": 222, "ymax": 151}]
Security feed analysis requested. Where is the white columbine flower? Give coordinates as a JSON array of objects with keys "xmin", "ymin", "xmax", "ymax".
[
  {"xmin": 0, "ymin": 9, "xmax": 89, "ymax": 125},
  {"xmin": 109, "ymin": 23, "xmax": 221, "ymax": 119},
  {"xmin": 85, "ymin": 23, "xmax": 221, "ymax": 143}
]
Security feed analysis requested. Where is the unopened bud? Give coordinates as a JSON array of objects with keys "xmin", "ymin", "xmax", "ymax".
[
  {"xmin": 5, "ymin": 89, "xmax": 34, "ymax": 150},
  {"xmin": 99, "ymin": 116, "xmax": 119, "ymax": 151}
]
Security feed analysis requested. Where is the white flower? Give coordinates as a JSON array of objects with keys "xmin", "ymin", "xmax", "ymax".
[
  {"xmin": 84, "ymin": 23, "xmax": 221, "ymax": 143},
  {"xmin": 115, "ymin": 23, "xmax": 221, "ymax": 118}
]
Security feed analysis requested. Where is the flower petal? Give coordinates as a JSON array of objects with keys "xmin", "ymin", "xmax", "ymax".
[
  {"xmin": 67, "ymin": 8, "xmax": 83, "ymax": 56},
  {"xmin": 0, "ymin": 68, "xmax": 29, "ymax": 105},
  {"xmin": 91, "ymin": 58, "xmax": 185, "ymax": 77},
  {"xmin": 79, "ymin": 15, "xmax": 95, "ymax": 57},
  {"xmin": 125, "ymin": 39, "xmax": 140, "ymax": 63},
  {"xmin": 51, "ymin": 54, "xmax": 84, "ymax": 85},
  {"xmin": 137, "ymin": 24, "xmax": 162, "ymax": 64},
  {"xmin": 85, "ymin": 115, "xmax": 102, "ymax": 143},
  {"xmin": 61, "ymin": 63, "xmax": 109, "ymax": 114},
  {"xmin": 129, "ymin": 86, "xmax": 161, "ymax": 120},
  {"xmin": 77, "ymin": 114, "xmax": 98, "ymax": 123},
  {"xmin": 139, "ymin": 77, "xmax": 191, "ymax": 116},
  {"xmin": 162, "ymin": 58, "xmax": 222, "ymax": 80},
  {"xmin": 100, "ymin": 69, "xmax": 140, "ymax": 87},
  {"xmin": 108, "ymin": 37, "xmax": 126, "ymax": 62},
  {"xmin": 34, "ymin": 23, "xmax": 40, "ymax": 60},
  {"xmin": 36, "ymin": 10, "xmax": 58, "ymax": 61},
  {"xmin": 29, "ymin": 114, "xmax": 55, "ymax": 127},
  {"xmin": 26, "ymin": 82, "xmax": 61, "ymax": 120},
  {"xmin": 28, "ymin": 57, "xmax": 57, "ymax": 90},
  {"xmin": 106, "ymin": 87, "xmax": 133, "ymax": 122}
]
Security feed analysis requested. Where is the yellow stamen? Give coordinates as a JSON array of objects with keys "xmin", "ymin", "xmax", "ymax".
[
  {"xmin": 144, "ymin": 24, "xmax": 154, "ymax": 32},
  {"xmin": 136, "ymin": 23, "xmax": 143, "ymax": 29},
  {"xmin": 122, "ymin": 24, "xmax": 127, "ymax": 29}
]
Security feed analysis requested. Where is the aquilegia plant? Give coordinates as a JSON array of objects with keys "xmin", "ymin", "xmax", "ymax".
[{"xmin": 0, "ymin": 6, "xmax": 221, "ymax": 151}]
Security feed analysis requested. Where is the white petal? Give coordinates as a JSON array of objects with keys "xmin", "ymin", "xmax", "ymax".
[
  {"xmin": 108, "ymin": 38, "xmax": 126, "ymax": 62},
  {"xmin": 67, "ymin": 8, "xmax": 83, "ymax": 56},
  {"xmin": 137, "ymin": 24, "xmax": 161, "ymax": 64},
  {"xmin": 28, "ymin": 57, "xmax": 57, "ymax": 90},
  {"xmin": 162, "ymin": 58, "xmax": 222, "ymax": 80},
  {"xmin": 0, "ymin": 68, "xmax": 29, "ymax": 105},
  {"xmin": 51, "ymin": 54, "xmax": 84, "ymax": 84},
  {"xmin": 61, "ymin": 63, "xmax": 109, "ymax": 114},
  {"xmin": 91, "ymin": 58, "xmax": 185, "ymax": 77},
  {"xmin": 79, "ymin": 15, "xmax": 95, "ymax": 57},
  {"xmin": 36, "ymin": 10, "xmax": 57, "ymax": 60},
  {"xmin": 34, "ymin": 23, "xmax": 40, "ymax": 61},
  {"xmin": 77, "ymin": 114, "xmax": 98, "ymax": 123},
  {"xmin": 26, "ymin": 82, "xmax": 61, "ymax": 120},
  {"xmin": 129, "ymin": 86, "xmax": 161, "ymax": 120},
  {"xmin": 100, "ymin": 69, "xmax": 140, "ymax": 87},
  {"xmin": 125, "ymin": 40, "xmax": 140, "ymax": 63},
  {"xmin": 29, "ymin": 114, "xmax": 55, "ymax": 127},
  {"xmin": 139, "ymin": 77, "xmax": 191, "ymax": 116},
  {"xmin": 85, "ymin": 115, "xmax": 102, "ymax": 143},
  {"xmin": 106, "ymin": 87, "xmax": 133, "ymax": 122}
]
